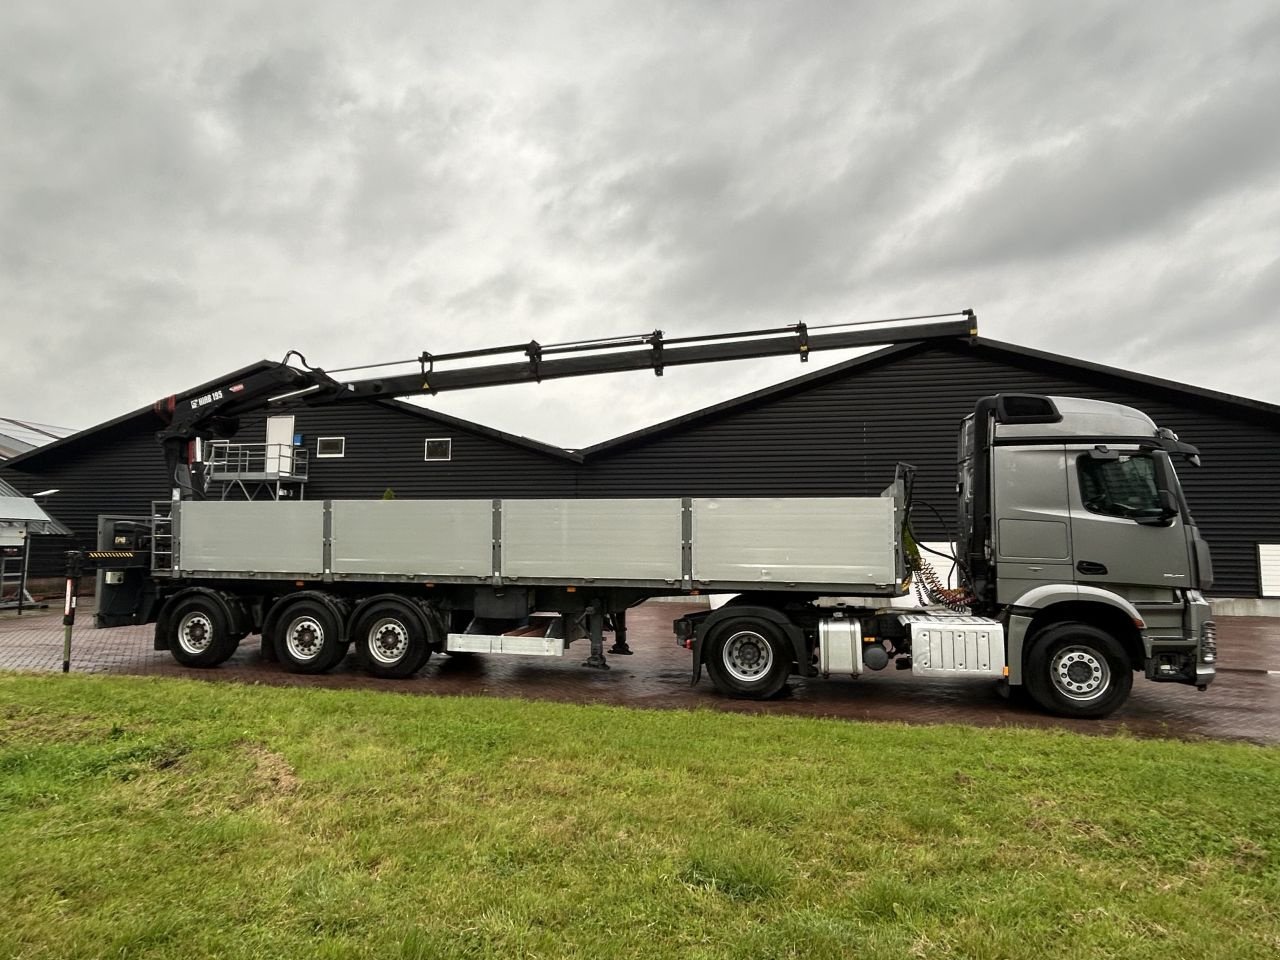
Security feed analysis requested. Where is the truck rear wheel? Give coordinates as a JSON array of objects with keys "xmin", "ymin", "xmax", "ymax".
[
  {"xmin": 168, "ymin": 594, "xmax": 239, "ymax": 668},
  {"xmin": 1024, "ymin": 622, "xmax": 1133, "ymax": 719},
  {"xmin": 704, "ymin": 617, "xmax": 791, "ymax": 700},
  {"xmin": 273, "ymin": 598, "xmax": 347, "ymax": 674},
  {"xmin": 351, "ymin": 600, "xmax": 432, "ymax": 679}
]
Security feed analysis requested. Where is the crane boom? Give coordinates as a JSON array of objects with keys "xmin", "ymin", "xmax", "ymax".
[
  {"xmin": 154, "ymin": 310, "xmax": 977, "ymax": 497},
  {"xmin": 329, "ymin": 313, "xmax": 976, "ymax": 399}
]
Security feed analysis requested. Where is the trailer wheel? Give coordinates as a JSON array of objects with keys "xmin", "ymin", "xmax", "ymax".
[
  {"xmin": 273, "ymin": 598, "xmax": 347, "ymax": 674},
  {"xmin": 352, "ymin": 600, "xmax": 432, "ymax": 679},
  {"xmin": 168, "ymin": 594, "xmax": 238, "ymax": 668},
  {"xmin": 1024, "ymin": 622, "xmax": 1133, "ymax": 719},
  {"xmin": 704, "ymin": 617, "xmax": 791, "ymax": 700}
]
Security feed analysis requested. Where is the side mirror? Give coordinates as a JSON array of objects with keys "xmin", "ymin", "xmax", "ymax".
[{"xmin": 1136, "ymin": 462, "xmax": 1180, "ymax": 526}]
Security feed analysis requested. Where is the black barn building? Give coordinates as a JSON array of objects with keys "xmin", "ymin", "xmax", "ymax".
[
  {"xmin": 4, "ymin": 338, "xmax": 1279, "ymax": 598},
  {"xmin": 0, "ymin": 362, "xmax": 580, "ymax": 578}
]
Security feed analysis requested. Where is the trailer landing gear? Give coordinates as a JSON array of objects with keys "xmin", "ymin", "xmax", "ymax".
[
  {"xmin": 608, "ymin": 611, "xmax": 633, "ymax": 656},
  {"xmin": 584, "ymin": 606, "xmax": 610, "ymax": 670}
]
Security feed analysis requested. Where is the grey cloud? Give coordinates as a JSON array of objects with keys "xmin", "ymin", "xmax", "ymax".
[
  {"xmin": 920, "ymin": 75, "xmax": 1280, "ymax": 269},
  {"xmin": 1, "ymin": 0, "xmax": 1277, "ymax": 442}
]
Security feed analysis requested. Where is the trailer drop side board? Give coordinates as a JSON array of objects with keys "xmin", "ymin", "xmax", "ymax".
[{"xmin": 171, "ymin": 496, "xmax": 901, "ymax": 594}]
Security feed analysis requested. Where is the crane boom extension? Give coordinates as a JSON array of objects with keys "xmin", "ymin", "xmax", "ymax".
[
  {"xmin": 154, "ymin": 310, "xmax": 976, "ymax": 497},
  {"xmin": 333, "ymin": 314, "xmax": 976, "ymax": 399}
]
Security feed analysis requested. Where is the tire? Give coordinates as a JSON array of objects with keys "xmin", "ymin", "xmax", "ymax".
[
  {"xmin": 167, "ymin": 594, "xmax": 239, "ymax": 668},
  {"xmin": 704, "ymin": 616, "xmax": 792, "ymax": 700},
  {"xmin": 1024, "ymin": 621, "xmax": 1133, "ymax": 719},
  {"xmin": 351, "ymin": 600, "xmax": 432, "ymax": 679},
  {"xmin": 272, "ymin": 598, "xmax": 347, "ymax": 674}
]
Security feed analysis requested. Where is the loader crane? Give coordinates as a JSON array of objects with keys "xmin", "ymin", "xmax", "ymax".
[{"xmin": 152, "ymin": 312, "xmax": 978, "ymax": 499}]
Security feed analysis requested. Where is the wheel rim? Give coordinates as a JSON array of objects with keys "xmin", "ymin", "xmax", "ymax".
[
  {"xmin": 177, "ymin": 613, "xmax": 213, "ymax": 655},
  {"xmin": 367, "ymin": 617, "xmax": 410, "ymax": 665},
  {"xmin": 723, "ymin": 630, "xmax": 773, "ymax": 683},
  {"xmin": 285, "ymin": 616, "xmax": 326, "ymax": 662},
  {"xmin": 1051, "ymin": 644, "xmax": 1111, "ymax": 701}
]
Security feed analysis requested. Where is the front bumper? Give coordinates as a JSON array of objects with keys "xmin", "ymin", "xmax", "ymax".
[{"xmin": 1145, "ymin": 592, "xmax": 1215, "ymax": 689}]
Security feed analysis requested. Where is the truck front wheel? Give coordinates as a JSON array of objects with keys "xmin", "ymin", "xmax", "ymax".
[
  {"xmin": 1024, "ymin": 622, "xmax": 1133, "ymax": 719},
  {"xmin": 704, "ymin": 617, "xmax": 791, "ymax": 700}
]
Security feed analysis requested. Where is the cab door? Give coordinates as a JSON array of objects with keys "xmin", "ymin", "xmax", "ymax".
[
  {"xmin": 1066, "ymin": 446, "xmax": 1191, "ymax": 590},
  {"xmin": 991, "ymin": 444, "xmax": 1075, "ymax": 604}
]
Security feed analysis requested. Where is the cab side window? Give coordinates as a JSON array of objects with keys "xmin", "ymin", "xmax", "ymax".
[{"xmin": 1077, "ymin": 454, "xmax": 1162, "ymax": 520}]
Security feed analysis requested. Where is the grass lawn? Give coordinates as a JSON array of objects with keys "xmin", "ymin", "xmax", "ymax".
[{"xmin": 0, "ymin": 674, "xmax": 1277, "ymax": 959}]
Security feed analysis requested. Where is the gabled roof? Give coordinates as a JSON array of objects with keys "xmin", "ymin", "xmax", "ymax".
[
  {"xmin": 1, "ymin": 360, "xmax": 579, "ymax": 471},
  {"xmin": 373, "ymin": 397, "xmax": 581, "ymax": 462},
  {"xmin": 581, "ymin": 336, "xmax": 1280, "ymax": 457},
  {"xmin": 580, "ymin": 341, "xmax": 926, "ymax": 456}
]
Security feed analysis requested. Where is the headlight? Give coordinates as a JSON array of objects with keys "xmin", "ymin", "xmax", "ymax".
[{"xmin": 1200, "ymin": 620, "xmax": 1217, "ymax": 663}]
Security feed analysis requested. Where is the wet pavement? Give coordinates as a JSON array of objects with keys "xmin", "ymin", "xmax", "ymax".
[{"xmin": 2, "ymin": 601, "xmax": 1278, "ymax": 745}]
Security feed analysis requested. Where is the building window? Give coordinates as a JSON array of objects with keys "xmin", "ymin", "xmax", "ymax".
[
  {"xmin": 316, "ymin": 437, "xmax": 346, "ymax": 458},
  {"xmin": 424, "ymin": 438, "xmax": 452, "ymax": 462}
]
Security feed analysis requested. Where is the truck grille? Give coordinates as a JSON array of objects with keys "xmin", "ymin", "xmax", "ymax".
[{"xmin": 1200, "ymin": 620, "xmax": 1217, "ymax": 663}]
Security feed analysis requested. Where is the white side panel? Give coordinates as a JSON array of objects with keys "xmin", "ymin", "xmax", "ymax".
[
  {"xmin": 692, "ymin": 497, "xmax": 896, "ymax": 587},
  {"xmin": 180, "ymin": 501, "xmax": 323, "ymax": 573},
  {"xmin": 903, "ymin": 614, "xmax": 1005, "ymax": 678},
  {"xmin": 501, "ymin": 499, "xmax": 683, "ymax": 581},
  {"xmin": 1260, "ymin": 544, "xmax": 1280, "ymax": 598},
  {"xmin": 445, "ymin": 633, "xmax": 564, "ymax": 656},
  {"xmin": 331, "ymin": 500, "xmax": 492, "ymax": 577}
]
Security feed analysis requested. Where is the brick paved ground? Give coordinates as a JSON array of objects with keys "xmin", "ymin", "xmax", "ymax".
[{"xmin": 2, "ymin": 601, "xmax": 1278, "ymax": 744}]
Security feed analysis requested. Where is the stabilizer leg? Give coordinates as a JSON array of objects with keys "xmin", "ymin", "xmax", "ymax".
[
  {"xmin": 608, "ymin": 610, "xmax": 633, "ymax": 655},
  {"xmin": 583, "ymin": 605, "xmax": 609, "ymax": 670}
]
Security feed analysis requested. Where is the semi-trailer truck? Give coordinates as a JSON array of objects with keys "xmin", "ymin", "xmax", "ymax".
[{"xmin": 86, "ymin": 312, "xmax": 1215, "ymax": 718}]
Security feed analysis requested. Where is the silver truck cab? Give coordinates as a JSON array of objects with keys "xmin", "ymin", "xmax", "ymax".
[{"xmin": 959, "ymin": 394, "xmax": 1215, "ymax": 715}]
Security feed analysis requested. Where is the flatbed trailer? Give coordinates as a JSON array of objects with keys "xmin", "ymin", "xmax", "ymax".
[{"xmin": 130, "ymin": 487, "xmax": 906, "ymax": 680}]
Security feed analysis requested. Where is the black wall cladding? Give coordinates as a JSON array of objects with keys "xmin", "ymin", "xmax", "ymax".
[
  {"xmin": 578, "ymin": 341, "xmax": 1280, "ymax": 597},
  {"xmin": 5, "ymin": 340, "xmax": 1278, "ymax": 596}
]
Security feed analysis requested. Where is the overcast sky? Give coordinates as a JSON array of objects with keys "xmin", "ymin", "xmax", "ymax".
[{"xmin": 2, "ymin": 1, "xmax": 1277, "ymax": 448}]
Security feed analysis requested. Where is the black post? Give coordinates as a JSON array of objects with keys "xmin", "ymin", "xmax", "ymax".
[
  {"xmin": 16, "ymin": 523, "xmax": 29, "ymax": 616},
  {"xmin": 608, "ymin": 609, "xmax": 632, "ymax": 655},
  {"xmin": 62, "ymin": 551, "xmax": 82, "ymax": 673}
]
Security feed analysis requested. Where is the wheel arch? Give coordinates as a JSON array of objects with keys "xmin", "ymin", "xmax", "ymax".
[
  {"xmin": 263, "ymin": 590, "xmax": 352, "ymax": 648},
  {"xmin": 154, "ymin": 587, "xmax": 250, "ymax": 652},
  {"xmin": 348, "ymin": 593, "xmax": 443, "ymax": 649},
  {"xmin": 1023, "ymin": 601, "xmax": 1144, "ymax": 673}
]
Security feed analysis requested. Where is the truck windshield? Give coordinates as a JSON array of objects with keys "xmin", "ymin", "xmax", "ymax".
[{"xmin": 1077, "ymin": 454, "xmax": 1163, "ymax": 520}]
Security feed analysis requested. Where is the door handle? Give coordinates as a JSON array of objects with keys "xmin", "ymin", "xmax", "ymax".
[{"xmin": 1077, "ymin": 560, "xmax": 1108, "ymax": 575}]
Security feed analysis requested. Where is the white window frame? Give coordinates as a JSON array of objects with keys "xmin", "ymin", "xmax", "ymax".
[
  {"xmin": 316, "ymin": 437, "xmax": 346, "ymax": 459},
  {"xmin": 424, "ymin": 438, "xmax": 452, "ymax": 462}
]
